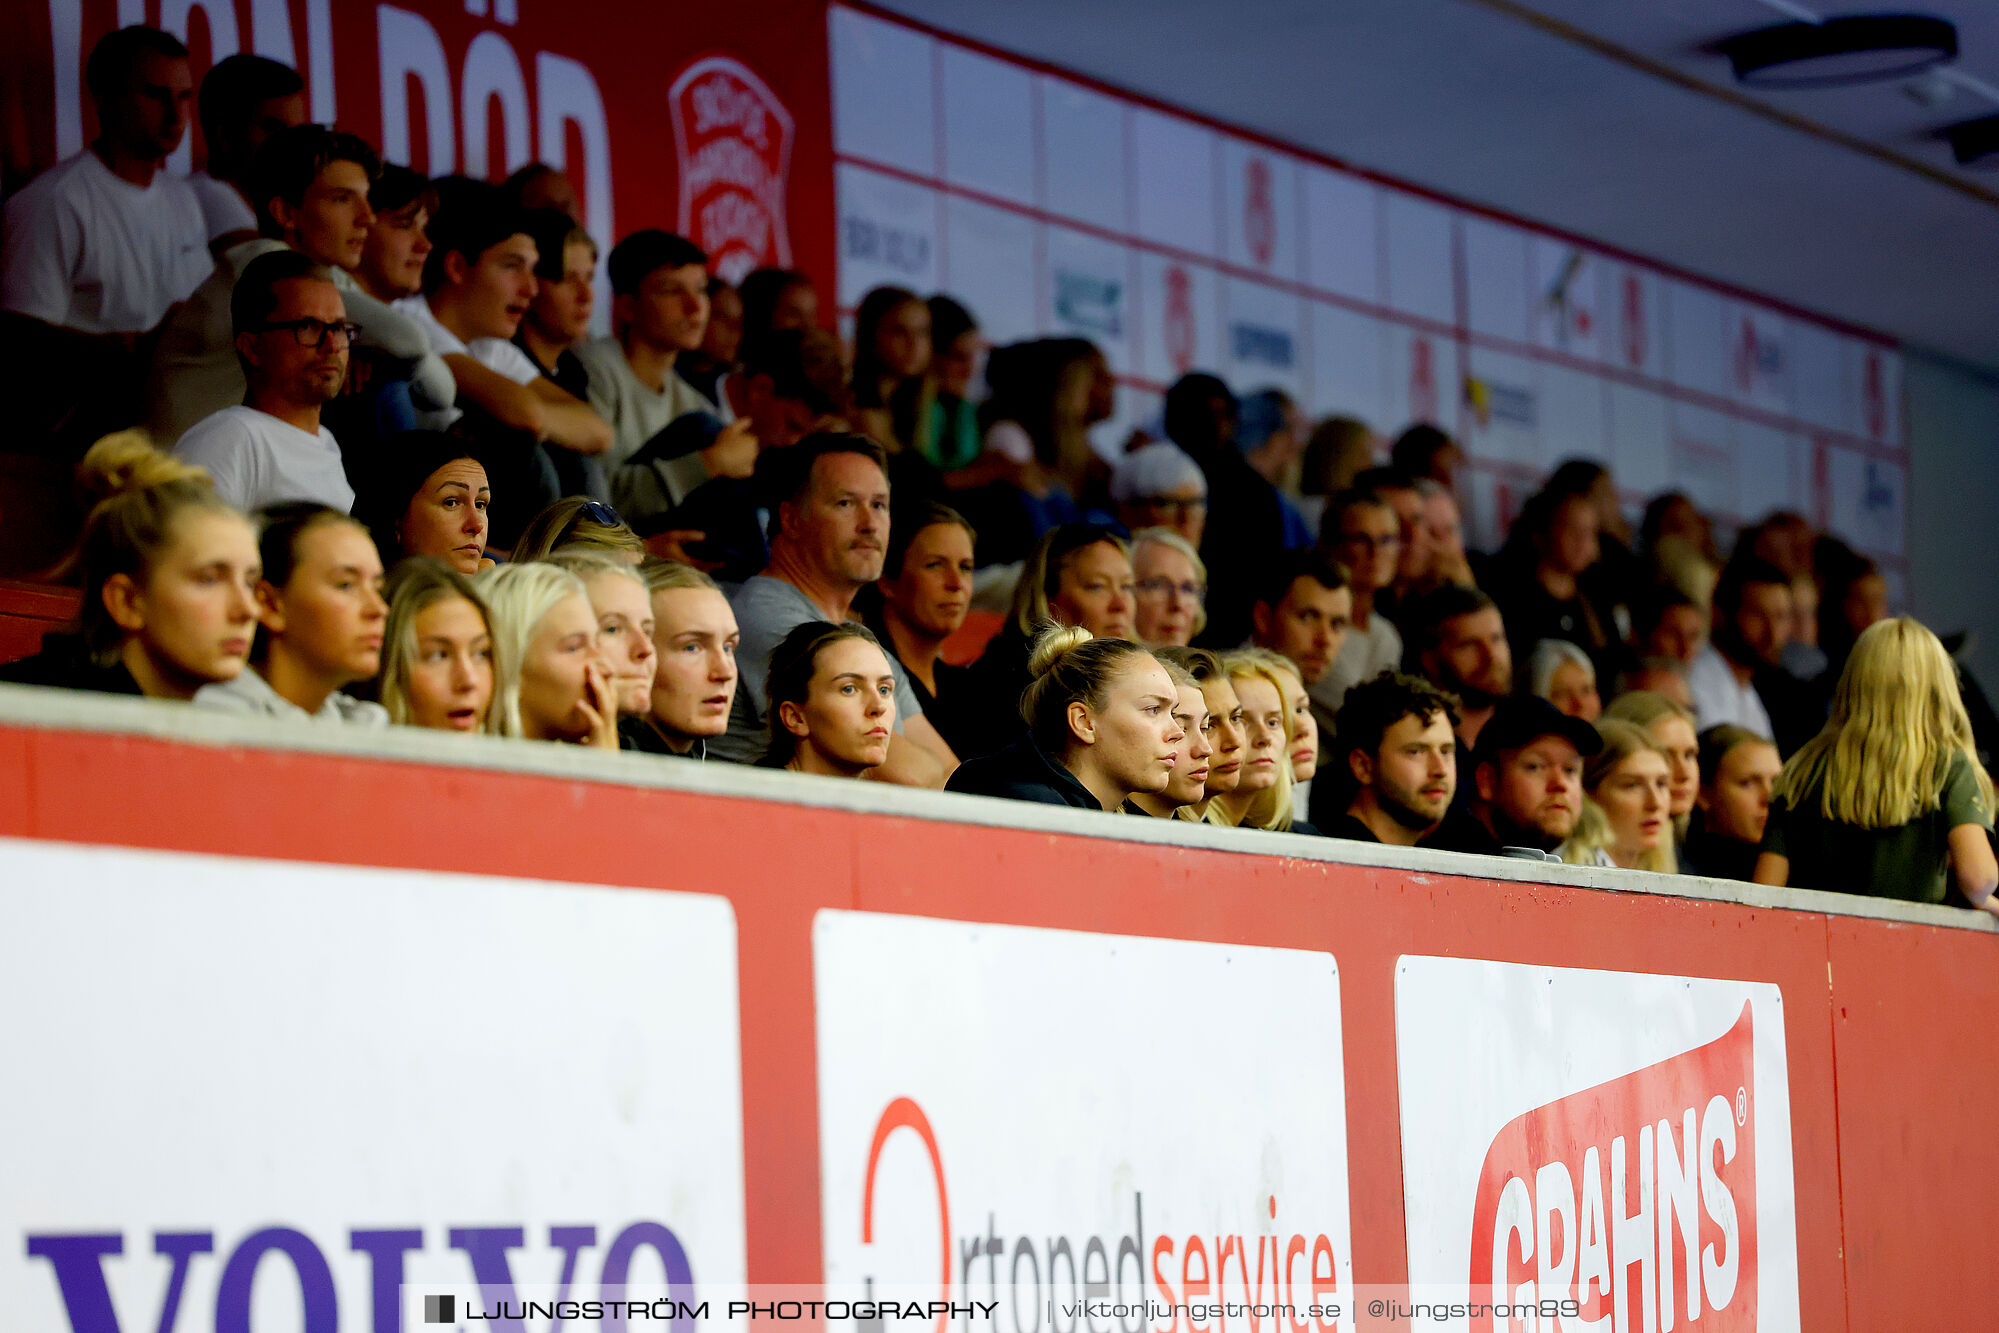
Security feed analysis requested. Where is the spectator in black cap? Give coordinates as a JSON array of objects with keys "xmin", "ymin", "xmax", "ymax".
[{"xmin": 1423, "ymin": 695, "xmax": 1603, "ymax": 856}]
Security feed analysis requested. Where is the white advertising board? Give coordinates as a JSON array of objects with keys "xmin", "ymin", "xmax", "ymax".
[
  {"xmin": 0, "ymin": 837, "xmax": 746, "ymax": 1332},
  {"xmin": 1395, "ymin": 956, "xmax": 1799, "ymax": 1332},
  {"xmin": 817, "ymin": 912, "xmax": 1354, "ymax": 1333}
]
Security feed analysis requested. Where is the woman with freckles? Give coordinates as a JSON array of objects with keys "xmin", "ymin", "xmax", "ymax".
[{"xmin": 763, "ymin": 622, "xmax": 899, "ymax": 780}]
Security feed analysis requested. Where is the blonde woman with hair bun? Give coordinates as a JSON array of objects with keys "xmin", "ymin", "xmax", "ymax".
[
  {"xmin": 2, "ymin": 432, "xmax": 261, "ymax": 699},
  {"xmin": 1755, "ymin": 617, "xmax": 1996, "ymax": 911},
  {"xmin": 947, "ymin": 624, "xmax": 1184, "ymax": 812}
]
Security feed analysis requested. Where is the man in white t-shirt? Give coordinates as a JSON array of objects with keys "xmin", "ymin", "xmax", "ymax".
[
  {"xmin": 575, "ymin": 229, "xmax": 754, "ymax": 533},
  {"xmin": 1, "ymin": 27, "xmax": 210, "ymax": 336},
  {"xmin": 148, "ymin": 124, "xmax": 449, "ymax": 445},
  {"xmin": 187, "ymin": 53, "xmax": 305, "ymax": 254},
  {"xmin": 174, "ymin": 252, "xmax": 355, "ymax": 513},
  {"xmin": 1, "ymin": 27, "xmax": 211, "ymax": 450}
]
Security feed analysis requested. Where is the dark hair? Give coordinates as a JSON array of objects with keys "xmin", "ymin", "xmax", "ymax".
[
  {"xmin": 422, "ymin": 182, "xmax": 531, "ymax": 294},
  {"xmin": 197, "ymin": 53, "xmax": 303, "ymax": 152},
  {"xmin": 1162, "ymin": 372, "xmax": 1237, "ymax": 452},
  {"xmin": 1398, "ymin": 584, "xmax": 1500, "ymax": 664},
  {"xmin": 353, "ymin": 430, "xmax": 485, "ymax": 557},
  {"xmin": 1630, "ymin": 583, "xmax": 1700, "ymax": 642},
  {"xmin": 738, "ymin": 267, "xmax": 815, "ymax": 340},
  {"xmin": 501, "ymin": 162, "xmax": 565, "ymax": 207},
  {"xmin": 1545, "ymin": 457, "xmax": 1610, "ymax": 499},
  {"xmin": 369, "ymin": 163, "xmax": 431, "ymax": 215},
  {"xmin": 606, "ymin": 229, "xmax": 707, "ymax": 298},
  {"xmin": 229, "ymin": 249, "xmax": 335, "ymax": 338},
  {"xmin": 927, "ymin": 294, "xmax": 977, "ymax": 353},
  {"xmin": 978, "ymin": 338, "xmax": 1104, "ymax": 471},
  {"xmin": 767, "ymin": 432, "xmax": 889, "ymax": 525},
  {"xmin": 884, "ymin": 501, "xmax": 974, "ymax": 579},
  {"xmin": 247, "ymin": 124, "xmax": 382, "ymax": 239},
  {"xmin": 1252, "ymin": 548, "xmax": 1349, "ymax": 612},
  {"xmin": 1713, "ymin": 556, "xmax": 1791, "ymax": 619},
  {"xmin": 1316, "ymin": 487, "xmax": 1394, "ymax": 546},
  {"xmin": 518, "ymin": 207, "xmax": 594, "ymax": 282},
  {"xmin": 1389, "ymin": 424, "xmax": 1456, "ymax": 478},
  {"xmin": 1697, "ymin": 723, "xmax": 1771, "ymax": 787},
  {"xmin": 851, "ymin": 286, "xmax": 926, "ymax": 408},
  {"xmin": 1350, "ymin": 464, "xmax": 1417, "ymax": 496},
  {"xmin": 256, "ymin": 502, "xmax": 366, "ymax": 590},
  {"xmin": 763, "ymin": 621, "xmax": 888, "ymax": 766},
  {"xmin": 1335, "ymin": 670, "xmax": 1462, "ymax": 767},
  {"xmin": 85, "ymin": 26, "xmax": 188, "ymax": 104},
  {"xmin": 1639, "ymin": 491, "xmax": 1699, "ymax": 554},
  {"xmin": 739, "ymin": 328, "xmax": 845, "ymax": 417}
]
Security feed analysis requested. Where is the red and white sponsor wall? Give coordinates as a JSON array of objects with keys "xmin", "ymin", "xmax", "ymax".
[
  {"xmin": 1, "ymin": 0, "xmax": 838, "ymax": 293},
  {"xmin": 2, "ymin": 711, "xmax": 1994, "ymax": 1331},
  {"xmin": 828, "ymin": 4, "xmax": 1910, "ymax": 578},
  {"xmin": 3, "ymin": 0, "xmax": 1910, "ymax": 577}
]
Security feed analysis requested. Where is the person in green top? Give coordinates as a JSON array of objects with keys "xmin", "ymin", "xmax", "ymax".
[{"xmin": 1754, "ymin": 616, "xmax": 1997, "ymax": 913}]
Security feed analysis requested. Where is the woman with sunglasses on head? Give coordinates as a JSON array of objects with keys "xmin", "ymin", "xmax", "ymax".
[
  {"xmin": 194, "ymin": 503, "xmax": 391, "ymax": 723},
  {"xmin": 1, "ymin": 434, "xmax": 262, "ymax": 700},
  {"xmin": 376, "ymin": 557, "xmax": 496, "ymax": 732},
  {"xmin": 510, "ymin": 496, "xmax": 646, "ymax": 564}
]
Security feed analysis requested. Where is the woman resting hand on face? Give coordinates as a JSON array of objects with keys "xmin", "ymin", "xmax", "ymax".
[{"xmin": 476, "ymin": 562, "xmax": 619, "ymax": 748}]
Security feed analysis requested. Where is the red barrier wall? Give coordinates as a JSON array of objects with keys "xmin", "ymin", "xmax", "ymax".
[{"xmin": 1, "ymin": 715, "xmax": 1993, "ymax": 1330}]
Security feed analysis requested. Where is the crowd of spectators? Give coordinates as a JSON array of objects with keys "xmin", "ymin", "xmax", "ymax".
[{"xmin": 2, "ymin": 27, "xmax": 1993, "ymax": 915}]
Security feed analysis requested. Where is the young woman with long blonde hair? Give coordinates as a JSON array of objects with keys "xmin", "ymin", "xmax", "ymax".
[
  {"xmin": 1563, "ymin": 719, "xmax": 1678, "ymax": 873},
  {"xmin": 1754, "ymin": 618, "xmax": 1996, "ymax": 911}
]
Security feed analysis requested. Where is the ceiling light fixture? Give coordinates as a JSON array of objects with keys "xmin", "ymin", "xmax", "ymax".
[
  {"xmin": 1720, "ymin": 14, "xmax": 1958, "ymax": 89},
  {"xmin": 1942, "ymin": 113, "xmax": 1999, "ymax": 167}
]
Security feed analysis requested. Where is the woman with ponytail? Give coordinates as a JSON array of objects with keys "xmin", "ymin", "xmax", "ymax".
[
  {"xmin": 0, "ymin": 433, "xmax": 261, "ymax": 699},
  {"xmin": 947, "ymin": 624, "xmax": 1184, "ymax": 812}
]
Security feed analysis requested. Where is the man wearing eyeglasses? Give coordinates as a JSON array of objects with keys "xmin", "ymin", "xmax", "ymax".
[{"xmin": 174, "ymin": 250, "xmax": 356, "ymax": 514}]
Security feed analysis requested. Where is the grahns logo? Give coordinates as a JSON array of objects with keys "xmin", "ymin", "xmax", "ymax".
[
  {"xmin": 670, "ymin": 56, "xmax": 794, "ymax": 283},
  {"xmin": 1471, "ymin": 1003, "xmax": 1755, "ymax": 1330}
]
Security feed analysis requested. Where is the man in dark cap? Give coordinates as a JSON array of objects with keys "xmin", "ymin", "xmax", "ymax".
[{"xmin": 1423, "ymin": 696, "xmax": 1603, "ymax": 856}]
